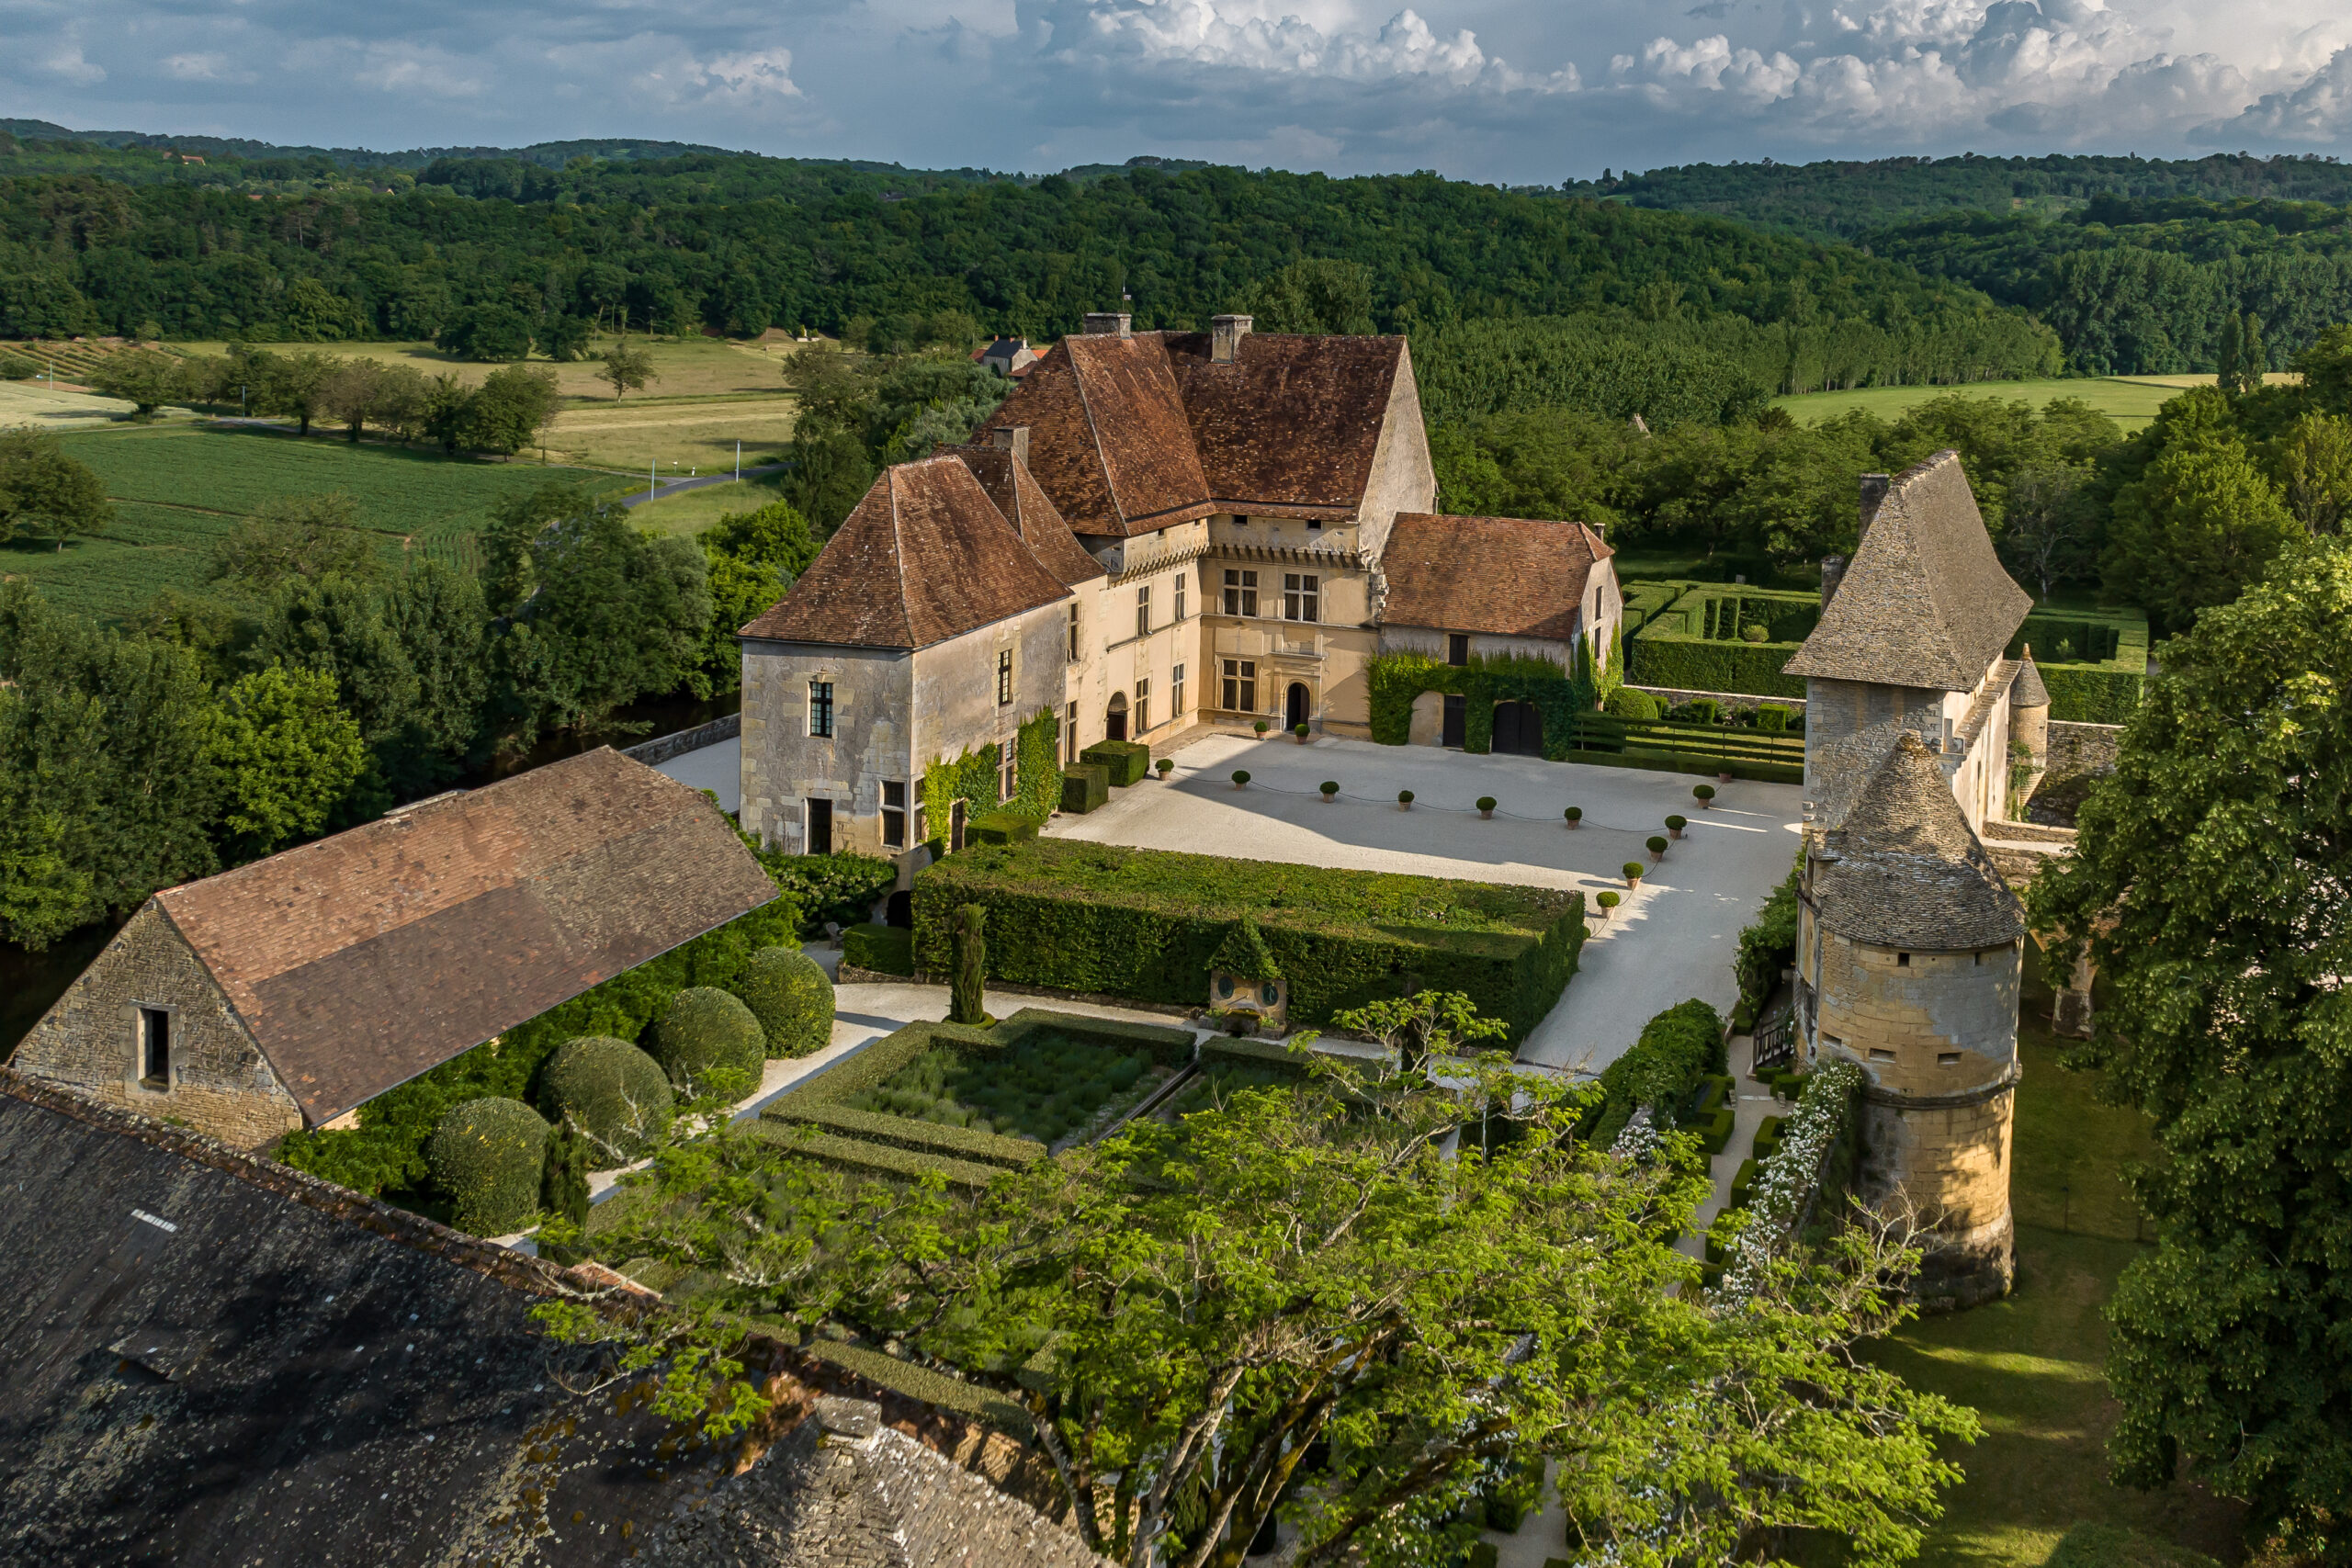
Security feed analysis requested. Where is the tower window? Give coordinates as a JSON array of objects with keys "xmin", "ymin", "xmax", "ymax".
[
  {"xmin": 1937, "ymin": 1052, "xmax": 1962, "ymax": 1066},
  {"xmin": 1896, "ymin": 952, "xmax": 1911, "ymax": 966},
  {"xmin": 997, "ymin": 649, "xmax": 1013, "ymax": 705},
  {"xmin": 1869, "ymin": 1048, "xmax": 1897, "ymax": 1063},
  {"xmin": 138, "ymin": 1008, "xmax": 170, "ymax": 1087},
  {"xmin": 808, "ymin": 681, "xmax": 834, "ymax": 738}
]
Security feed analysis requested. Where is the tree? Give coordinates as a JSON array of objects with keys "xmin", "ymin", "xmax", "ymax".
[
  {"xmin": 0, "ymin": 431, "xmax": 113, "ymax": 549},
  {"xmin": 319, "ymin": 358, "xmax": 389, "ymax": 442},
  {"xmin": 2271, "ymin": 412, "xmax": 2352, "ymax": 536},
  {"xmin": 2030, "ymin": 538, "xmax": 2352, "ymax": 1558},
  {"xmin": 2101, "ymin": 431, "xmax": 2296, "ymax": 634},
  {"xmin": 1998, "ymin": 460, "xmax": 2101, "ymax": 596},
  {"xmin": 2239, "ymin": 310, "xmax": 2267, "ymax": 392},
  {"xmin": 1238, "ymin": 257, "xmax": 1377, "ymax": 334},
  {"xmin": 382, "ymin": 560, "xmax": 489, "ymax": 782},
  {"xmin": 578, "ymin": 1019, "xmax": 1976, "ymax": 1568},
  {"xmin": 1329, "ymin": 988, "xmax": 1509, "ymax": 1075},
  {"xmin": 2216, "ymin": 310, "xmax": 2242, "ymax": 393},
  {"xmin": 257, "ymin": 349, "xmax": 340, "ymax": 436},
  {"xmin": 2296, "ymin": 322, "xmax": 2352, "ymax": 415},
  {"xmin": 209, "ymin": 491, "xmax": 382, "ymax": 592},
  {"xmin": 205, "ymin": 662, "xmax": 368, "ymax": 856},
  {"xmin": 461, "ymin": 364, "xmax": 561, "ymax": 455},
  {"xmin": 83, "ymin": 347, "xmax": 186, "ymax": 417},
  {"xmin": 695, "ymin": 552, "xmax": 787, "ymax": 697},
  {"xmin": 598, "ymin": 337, "xmax": 655, "ymax": 400},
  {"xmin": 705, "ymin": 498, "xmax": 820, "ymax": 581},
  {"xmin": 948, "ymin": 904, "xmax": 987, "ymax": 1024}
]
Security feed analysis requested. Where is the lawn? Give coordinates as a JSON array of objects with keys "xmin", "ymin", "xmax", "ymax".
[
  {"xmin": 630, "ymin": 471, "xmax": 797, "ymax": 538},
  {"xmin": 5, "ymin": 424, "xmax": 630, "ymax": 621},
  {"xmin": 1867, "ymin": 1027, "xmax": 2240, "ymax": 1568},
  {"xmin": 547, "ymin": 396, "xmax": 800, "ymax": 477},
  {"xmin": 168, "ymin": 333, "xmax": 817, "ymax": 401},
  {"xmin": 842, "ymin": 1029, "xmax": 1172, "ymax": 1147},
  {"xmin": 1773, "ymin": 378, "xmax": 2190, "ymax": 433}
]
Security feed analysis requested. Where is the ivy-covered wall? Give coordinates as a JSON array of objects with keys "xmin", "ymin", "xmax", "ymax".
[
  {"xmin": 920, "ymin": 706, "xmax": 1061, "ymax": 839},
  {"xmin": 1368, "ymin": 637, "xmax": 1614, "ymax": 755}
]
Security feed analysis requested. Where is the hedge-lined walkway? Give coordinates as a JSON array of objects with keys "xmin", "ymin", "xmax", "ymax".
[
  {"xmin": 1678, "ymin": 1029, "xmax": 1781, "ymax": 1261},
  {"xmin": 1051, "ymin": 732, "xmax": 1804, "ymax": 1076}
]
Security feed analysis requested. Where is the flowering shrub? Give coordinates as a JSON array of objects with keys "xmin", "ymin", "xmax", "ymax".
[{"xmin": 1719, "ymin": 1056, "xmax": 1863, "ymax": 1298}]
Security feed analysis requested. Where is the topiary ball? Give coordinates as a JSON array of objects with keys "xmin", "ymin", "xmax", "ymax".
[
  {"xmin": 1647, "ymin": 835, "xmax": 1669, "ymax": 854},
  {"xmin": 1476, "ymin": 796, "xmax": 1497, "ymax": 812},
  {"xmin": 1319, "ymin": 781, "xmax": 1340, "ymax": 796},
  {"xmin": 426, "ymin": 1097, "xmax": 548, "ymax": 1235},
  {"xmin": 733, "ymin": 945, "xmax": 833, "ymax": 1059},
  {"xmin": 543, "ymin": 1035, "xmax": 674, "ymax": 1166},
  {"xmin": 650, "ymin": 986, "xmax": 767, "ymax": 1092},
  {"xmin": 1623, "ymin": 862, "xmax": 1645, "ymax": 880},
  {"xmin": 1398, "ymin": 789, "xmax": 1415, "ymax": 805},
  {"xmin": 1232, "ymin": 770, "xmax": 1250, "ymax": 786},
  {"xmin": 1596, "ymin": 890, "xmax": 1622, "ymax": 908},
  {"xmin": 1665, "ymin": 814, "xmax": 1688, "ymax": 830}
]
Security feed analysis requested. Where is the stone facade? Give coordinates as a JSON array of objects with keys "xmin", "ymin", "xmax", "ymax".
[{"xmin": 10, "ymin": 902, "xmax": 301, "ymax": 1149}]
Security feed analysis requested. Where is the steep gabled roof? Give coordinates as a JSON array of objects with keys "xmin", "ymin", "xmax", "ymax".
[
  {"xmin": 153, "ymin": 749, "xmax": 775, "ymax": 1125},
  {"xmin": 951, "ymin": 444, "xmax": 1107, "ymax": 588},
  {"xmin": 1783, "ymin": 451, "xmax": 2033, "ymax": 692},
  {"xmin": 741, "ymin": 456, "xmax": 1072, "ymax": 649},
  {"xmin": 1378, "ymin": 513, "xmax": 1612, "ymax": 642},
  {"xmin": 981, "ymin": 331, "xmax": 1408, "ymax": 536},
  {"xmin": 1812, "ymin": 730, "xmax": 2024, "ymax": 950}
]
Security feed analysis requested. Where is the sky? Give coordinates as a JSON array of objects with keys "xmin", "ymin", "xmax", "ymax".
[{"xmin": 4, "ymin": 0, "xmax": 2351, "ymax": 183}]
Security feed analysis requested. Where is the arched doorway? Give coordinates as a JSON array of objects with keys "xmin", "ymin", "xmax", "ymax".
[
  {"xmin": 1493, "ymin": 700, "xmax": 1544, "ymax": 757},
  {"xmin": 1285, "ymin": 682, "xmax": 1309, "ymax": 731},
  {"xmin": 1105, "ymin": 692, "xmax": 1128, "ymax": 742}
]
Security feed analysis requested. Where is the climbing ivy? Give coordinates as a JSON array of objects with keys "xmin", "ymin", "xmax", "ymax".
[
  {"xmin": 1367, "ymin": 636, "xmax": 1614, "ymax": 755},
  {"xmin": 920, "ymin": 706, "xmax": 1060, "ymax": 840}
]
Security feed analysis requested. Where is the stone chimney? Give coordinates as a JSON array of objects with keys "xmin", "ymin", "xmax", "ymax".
[
  {"xmin": 1211, "ymin": 313, "xmax": 1252, "ymax": 364},
  {"xmin": 989, "ymin": 425, "xmax": 1030, "ymax": 465},
  {"xmin": 1819, "ymin": 553, "xmax": 1848, "ymax": 611},
  {"xmin": 1082, "ymin": 311, "xmax": 1132, "ymax": 339},
  {"xmin": 1858, "ymin": 473, "xmax": 1891, "ymax": 550}
]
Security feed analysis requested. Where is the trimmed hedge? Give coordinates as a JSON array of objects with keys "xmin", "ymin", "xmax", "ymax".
[
  {"xmin": 804, "ymin": 1339, "xmax": 1031, "ymax": 1434},
  {"xmin": 1080, "ymin": 739, "xmax": 1152, "ymax": 787},
  {"xmin": 967, "ymin": 809, "xmax": 1046, "ymax": 846},
  {"xmin": 2011, "ymin": 608, "xmax": 2149, "ymax": 725},
  {"xmin": 1735, "ymin": 864, "xmax": 1802, "ymax": 1025},
  {"xmin": 650, "ymin": 987, "xmax": 766, "ymax": 1090},
  {"xmin": 745, "ymin": 1120, "xmax": 1004, "ymax": 1190},
  {"xmin": 842, "ymin": 922, "xmax": 914, "ymax": 976},
  {"xmin": 912, "ymin": 840, "xmax": 1586, "ymax": 1042},
  {"xmin": 1591, "ymin": 998, "xmax": 1727, "ymax": 1145},
  {"xmin": 1200, "ymin": 1033, "xmax": 1311, "ymax": 1075},
  {"xmin": 542, "ymin": 1035, "xmax": 675, "ymax": 1166},
  {"xmin": 733, "ymin": 945, "xmax": 833, "ymax": 1058},
  {"xmin": 1625, "ymin": 582, "xmax": 1818, "ymax": 700},
  {"xmin": 426, "ymin": 1097, "xmax": 548, "ymax": 1235},
  {"xmin": 1060, "ymin": 763, "xmax": 1110, "ymax": 814}
]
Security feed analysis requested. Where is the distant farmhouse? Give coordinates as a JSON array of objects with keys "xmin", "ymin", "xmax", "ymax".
[
  {"xmin": 973, "ymin": 334, "xmax": 1039, "ymax": 377},
  {"xmin": 739, "ymin": 312, "xmax": 1623, "ymax": 855},
  {"xmin": 10, "ymin": 750, "xmax": 775, "ymax": 1150},
  {"xmin": 1784, "ymin": 452, "xmax": 2052, "ymax": 1306}
]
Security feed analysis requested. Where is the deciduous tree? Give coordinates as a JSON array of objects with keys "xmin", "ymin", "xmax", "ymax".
[
  {"xmin": 205, "ymin": 662, "xmax": 368, "ymax": 856},
  {"xmin": 0, "ymin": 430, "xmax": 112, "ymax": 549},
  {"xmin": 597, "ymin": 336, "xmax": 655, "ymax": 400},
  {"xmin": 209, "ymin": 491, "xmax": 381, "ymax": 592},
  {"xmin": 83, "ymin": 347, "xmax": 186, "ymax": 417}
]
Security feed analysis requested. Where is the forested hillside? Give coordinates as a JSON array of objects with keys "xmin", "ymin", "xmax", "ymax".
[
  {"xmin": 1569, "ymin": 152, "xmax": 2352, "ymax": 240},
  {"xmin": 0, "ymin": 161, "xmax": 2056, "ymax": 393}
]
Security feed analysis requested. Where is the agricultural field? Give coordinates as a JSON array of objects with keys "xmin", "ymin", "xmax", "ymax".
[
  {"xmin": 842, "ymin": 1029, "xmax": 1172, "ymax": 1146},
  {"xmin": 4, "ymin": 424, "xmax": 628, "ymax": 621},
  {"xmin": 0, "ymin": 376, "xmax": 199, "ymax": 433},
  {"xmin": 628, "ymin": 471, "xmax": 797, "ymax": 537},
  {"xmin": 165, "ymin": 332, "xmax": 820, "ymax": 400},
  {"xmin": 1772, "ymin": 377, "xmax": 2195, "ymax": 433},
  {"xmin": 548, "ymin": 395, "xmax": 799, "ymax": 474}
]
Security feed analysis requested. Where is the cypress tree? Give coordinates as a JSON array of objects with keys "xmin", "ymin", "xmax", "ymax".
[
  {"xmin": 950, "ymin": 904, "xmax": 989, "ymax": 1025},
  {"xmin": 2217, "ymin": 311, "xmax": 2242, "ymax": 393},
  {"xmin": 540, "ymin": 1121, "xmax": 592, "ymax": 1232},
  {"xmin": 2241, "ymin": 312, "xmax": 2267, "ymax": 391}
]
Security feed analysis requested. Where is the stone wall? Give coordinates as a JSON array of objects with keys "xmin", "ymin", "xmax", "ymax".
[
  {"xmin": 741, "ymin": 642, "xmax": 914, "ymax": 852},
  {"xmin": 2045, "ymin": 720, "xmax": 2122, "ymax": 786},
  {"xmin": 623, "ymin": 711, "xmax": 742, "ymax": 767},
  {"xmin": 10, "ymin": 903, "xmax": 301, "ymax": 1149}
]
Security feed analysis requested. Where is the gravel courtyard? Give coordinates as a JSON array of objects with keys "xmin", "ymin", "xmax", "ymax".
[{"xmin": 1047, "ymin": 732, "xmax": 1804, "ymax": 1074}]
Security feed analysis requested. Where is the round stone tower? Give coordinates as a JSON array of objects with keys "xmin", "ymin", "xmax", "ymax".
[{"xmin": 1799, "ymin": 730, "xmax": 2026, "ymax": 1307}]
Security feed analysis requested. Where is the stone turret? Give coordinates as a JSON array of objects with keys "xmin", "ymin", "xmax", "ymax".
[
  {"xmin": 2009, "ymin": 647, "xmax": 2051, "ymax": 788},
  {"xmin": 1800, "ymin": 730, "xmax": 2025, "ymax": 1308}
]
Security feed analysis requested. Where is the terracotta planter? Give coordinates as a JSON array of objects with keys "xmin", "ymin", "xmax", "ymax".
[
  {"xmin": 1566, "ymin": 819, "xmax": 1580, "ymax": 829},
  {"xmin": 1624, "ymin": 874, "xmax": 1641, "ymax": 889},
  {"xmin": 1717, "ymin": 772, "xmax": 1734, "ymax": 784},
  {"xmin": 1294, "ymin": 731, "xmax": 1309, "ymax": 744},
  {"xmin": 1650, "ymin": 849, "xmax": 1665, "ymax": 863},
  {"xmin": 1478, "ymin": 808, "xmax": 1493, "ymax": 820},
  {"xmin": 1668, "ymin": 827, "xmax": 1683, "ymax": 840},
  {"xmin": 1700, "ymin": 798, "xmax": 1714, "ymax": 809}
]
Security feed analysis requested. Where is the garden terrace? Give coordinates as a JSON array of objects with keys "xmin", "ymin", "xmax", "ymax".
[
  {"xmin": 914, "ymin": 840, "xmax": 1588, "ymax": 1042},
  {"xmin": 1624, "ymin": 581, "xmax": 1822, "ymax": 700},
  {"xmin": 760, "ymin": 1008, "xmax": 1199, "ymax": 1184}
]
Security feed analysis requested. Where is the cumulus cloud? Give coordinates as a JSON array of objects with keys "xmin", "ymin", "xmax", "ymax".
[
  {"xmin": 38, "ymin": 45, "xmax": 107, "ymax": 86},
  {"xmin": 2204, "ymin": 45, "xmax": 2352, "ymax": 141}
]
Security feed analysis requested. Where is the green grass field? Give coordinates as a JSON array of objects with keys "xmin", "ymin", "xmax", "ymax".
[
  {"xmin": 629, "ymin": 471, "xmax": 797, "ymax": 539},
  {"xmin": 1773, "ymin": 378, "xmax": 2192, "ymax": 433},
  {"xmin": 1872, "ymin": 1027, "xmax": 2240, "ymax": 1568},
  {"xmin": 3, "ymin": 425, "xmax": 628, "ymax": 622}
]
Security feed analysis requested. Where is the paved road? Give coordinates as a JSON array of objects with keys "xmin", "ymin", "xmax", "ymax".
[
  {"xmin": 1049, "ymin": 732, "xmax": 1803, "ymax": 1075},
  {"xmin": 619, "ymin": 462, "xmax": 787, "ymax": 507}
]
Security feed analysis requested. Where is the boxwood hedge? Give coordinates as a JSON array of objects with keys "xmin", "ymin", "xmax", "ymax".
[
  {"xmin": 842, "ymin": 922, "xmax": 914, "ymax": 976},
  {"xmin": 1080, "ymin": 739, "xmax": 1152, "ymax": 787},
  {"xmin": 911, "ymin": 840, "xmax": 1586, "ymax": 1041},
  {"xmin": 426, "ymin": 1097, "xmax": 548, "ymax": 1235},
  {"xmin": 541, "ymin": 1035, "xmax": 674, "ymax": 1166},
  {"xmin": 650, "ymin": 987, "xmax": 766, "ymax": 1090},
  {"xmin": 1591, "ymin": 998, "xmax": 1727, "ymax": 1145},
  {"xmin": 732, "ymin": 946, "xmax": 833, "ymax": 1058}
]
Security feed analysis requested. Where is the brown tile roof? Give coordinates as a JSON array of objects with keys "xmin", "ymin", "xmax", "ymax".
[
  {"xmin": 980, "ymin": 331, "xmax": 1407, "ymax": 537},
  {"xmin": 153, "ymin": 749, "xmax": 776, "ymax": 1124},
  {"xmin": 1784, "ymin": 451, "xmax": 2034, "ymax": 692},
  {"xmin": 1378, "ymin": 513, "xmax": 1611, "ymax": 641},
  {"xmin": 741, "ymin": 456, "xmax": 1073, "ymax": 649},
  {"xmin": 1812, "ymin": 730, "xmax": 2024, "ymax": 950},
  {"xmin": 951, "ymin": 444, "xmax": 1107, "ymax": 588}
]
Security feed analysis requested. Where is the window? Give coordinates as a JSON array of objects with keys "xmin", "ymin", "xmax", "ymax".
[
  {"xmin": 137, "ymin": 1008, "xmax": 170, "ymax": 1087},
  {"xmin": 1446, "ymin": 634, "xmax": 1469, "ymax": 667},
  {"xmin": 1283, "ymin": 573, "xmax": 1319, "ymax": 623},
  {"xmin": 1135, "ymin": 677, "xmax": 1150, "ymax": 736},
  {"xmin": 1235, "ymin": 513, "xmax": 1250, "ymax": 526},
  {"xmin": 1000, "ymin": 738, "xmax": 1017, "ymax": 803},
  {"xmin": 808, "ymin": 681, "xmax": 834, "ymax": 738},
  {"xmin": 882, "ymin": 781, "xmax": 907, "ymax": 850},
  {"xmin": 1136, "ymin": 584, "xmax": 1151, "ymax": 639},
  {"xmin": 1221, "ymin": 659, "xmax": 1256, "ymax": 713},
  {"xmin": 1067, "ymin": 700, "xmax": 1079, "ymax": 763},
  {"xmin": 1172, "ymin": 663, "xmax": 1186, "ymax": 717},
  {"xmin": 1896, "ymin": 952, "xmax": 1911, "ymax": 967},
  {"xmin": 1869, "ymin": 1048, "xmax": 1898, "ymax": 1063},
  {"xmin": 1307, "ymin": 518, "xmax": 1322, "ymax": 531},
  {"xmin": 1223, "ymin": 569, "xmax": 1258, "ymax": 617},
  {"xmin": 806, "ymin": 798, "xmax": 833, "ymax": 855},
  {"xmin": 1173, "ymin": 574, "xmax": 1186, "ymax": 622},
  {"xmin": 996, "ymin": 649, "xmax": 1013, "ymax": 705},
  {"xmin": 1068, "ymin": 602, "xmax": 1080, "ymax": 660},
  {"xmin": 1937, "ymin": 1052, "xmax": 1962, "ymax": 1067}
]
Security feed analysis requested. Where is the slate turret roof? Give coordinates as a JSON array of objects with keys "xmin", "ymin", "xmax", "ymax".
[
  {"xmin": 741, "ymin": 456, "xmax": 1074, "ymax": 649},
  {"xmin": 1811, "ymin": 730, "xmax": 2025, "ymax": 951},
  {"xmin": 1379, "ymin": 514, "xmax": 1612, "ymax": 640},
  {"xmin": 2010, "ymin": 649, "xmax": 2051, "ymax": 709},
  {"xmin": 1783, "ymin": 451, "xmax": 2033, "ymax": 692}
]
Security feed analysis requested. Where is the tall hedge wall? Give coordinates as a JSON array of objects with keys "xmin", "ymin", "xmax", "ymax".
[
  {"xmin": 1623, "ymin": 584, "xmax": 1816, "ymax": 699},
  {"xmin": 912, "ymin": 840, "xmax": 1586, "ymax": 1041},
  {"xmin": 2010, "ymin": 608, "xmax": 2148, "ymax": 725},
  {"xmin": 1367, "ymin": 644, "xmax": 1614, "ymax": 756}
]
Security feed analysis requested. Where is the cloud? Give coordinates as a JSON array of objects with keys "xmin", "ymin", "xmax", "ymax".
[
  {"xmin": 38, "ymin": 45, "xmax": 107, "ymax": 86},
  {"xmin": 2202, "ymin": 45, "xmax": 2352, "ymax": 141},
  {"xmin": 352, "ymin": 42, "xmax": 489, "ymax": 99},
  {"xmin": 160, "ymin": 52, "xmax": 254, "ymax": 85}
]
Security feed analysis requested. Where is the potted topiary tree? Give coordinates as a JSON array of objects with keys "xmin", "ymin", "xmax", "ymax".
[
  {"xmin": 1718, "ymin": 770, "xmax": 1735, "ymax": 784},
  {"xmin": 1319, "ymin": 781, "xmax": 1340, "ymax": 802},
  {"xmin": 1232, "ymin": 770, "xmax": 1251, "ymax": 789},
  {"xmin": 1595, "ymin": 889, "xmax": 1621, "ymax": 920},
  {"xmin": 1693, "ymin": 784, "xmax": 1716, "ymax": 809},
  {"xmin": 1476, "ymin": 795, "xmax": 1497, "ymax": 819},
  {"xmin": 1294, "ymin": 723, "xmax": 1310, "ymax": 743},
  {"xmin": 1254, "ymin": 719, "xmax": 1272, "ymax": 738},
  {"xmin": 1665, "ymin": 814, "xmax": 1687, "ymax": 840},
  {"xmin": 1398, "ymin": 789, "xmax": 1415, "ymax": 810},
  {"xmin": 1647, "ymin": 834, "xmax": 1668, "ymax": 862},
  {"xmin": 1564, "ymin": 807, "xmax": 1582, "ymax": 829},
  {"xmin": 1157, "ymin": 757, "xmax": 1174, "ymax": 779},
  {"xmin": 1623, "ymin": 861, "xmax": 1645, "ymax": 888}
]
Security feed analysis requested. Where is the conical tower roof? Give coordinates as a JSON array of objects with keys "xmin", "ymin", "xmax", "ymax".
[{"xmin": 1813, "ymin": 731, "xmax": 2024, "ymax": 950}]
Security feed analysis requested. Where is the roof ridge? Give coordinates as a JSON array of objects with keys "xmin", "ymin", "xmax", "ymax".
[{"xmin": 1065, "ymin": 339, "xmax": 1127, "ymax": 531}]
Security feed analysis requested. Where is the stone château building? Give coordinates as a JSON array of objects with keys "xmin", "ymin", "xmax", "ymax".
[
  {"xmin": 739, "ymin": 313, "xmax": 1622, "ymax": 856},
  {"xmin": 1784, "ymin": 451, "xmax": 2049, "ymax": 1306}
]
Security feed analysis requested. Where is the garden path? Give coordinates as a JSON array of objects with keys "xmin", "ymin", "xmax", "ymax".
[{"xmin": 1048, "ymin": 732, "xmax": 1804, "ymax": 1077}]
